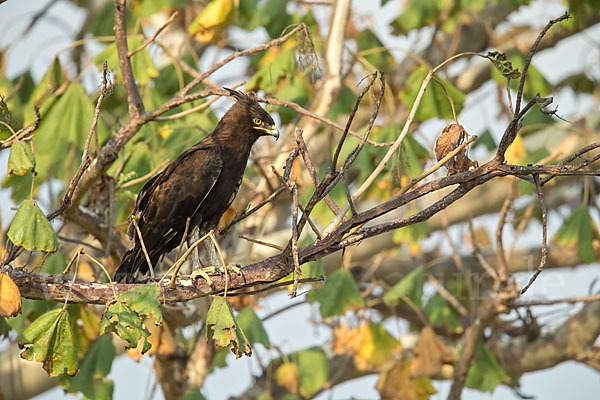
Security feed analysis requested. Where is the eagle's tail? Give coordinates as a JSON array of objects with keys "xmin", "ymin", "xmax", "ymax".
[{"xmin": 114, "ymin": 246, "xmax": 151, "ymax": 283}]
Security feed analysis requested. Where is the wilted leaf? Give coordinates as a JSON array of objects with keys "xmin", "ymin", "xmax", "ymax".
[
  {"xmin": 435, "ymin": 123, "xmax": 477, "ymax": 175},
  {"xmin": 19, "ymin": 308, "xmax": 79, "ymax": 377},
  {"xmin": 8, "ymin": 200, "xmax": 59, "ymax": 252},
  {"xmin": 465, "ymin": 342, "xmax": 505, "ymax": 392},
  {"xmin": 553, "ymin": 205, "xmax": 597, "ymax": 263},
  {"xmin": 384, "ymin": 266, "xmax": 426, "ymax": 307},
  {"xmin": 486, "ymin": 51, "xmax": 521, "ymax": 79},
  {"xmin": 0, "ymin": 272, "xmax": 22, "ymax": 317},
  {"xmin": 189, "ymin": 0, "xmax": 233, "ymax": 42},
  {"xmin": 377, "ymin": 360, "xmax": 436, "ymax": 400},
  {"xmin": 100, "ymin": 299, "xmax": 152, "ymax": 354},
  {"xmin": 118, "ymin": 283, "xmax": 163, "ymax": 323},
  {"xmin": 58, "ymin": 334, "xmax": 115, "ymax": 399},
  {"xmin": 237, "ymin": 307, "xmax": 270, "ymax": 348},
  {"xmin": 7, "ymin": 141, "xmax": 35, "ymax": 176},
  {"xmin": 411, "ymin": 326, "xmax": 456, "ymax": 377},
  {"xmin": 307, "ymin": 268, "xmax": 365, "ymax": 317},
  {"xmin": 205, "ymin": 297, "xmax": 252, "ymax": 358},
  {"xmin": 99, "ymin": 284, "xmax": 162, "ymax": 355},
  {"xmin": 276, "ymin": 362, "xmax": 300, "ymax": 394}
]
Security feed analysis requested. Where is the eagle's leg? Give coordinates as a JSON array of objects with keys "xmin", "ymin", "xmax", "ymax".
[
  {"xmin": 203, "ymin": 234, "xmax": 242, "ymax": 276},
  {"xmin": 188, "ymin": 227, "xmax": 216, "ymax": 290}
]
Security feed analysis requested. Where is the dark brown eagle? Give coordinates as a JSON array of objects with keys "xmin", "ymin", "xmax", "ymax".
[{"xmin": 114, "ymin": 89, "xmax": 279, "ymax": 283}]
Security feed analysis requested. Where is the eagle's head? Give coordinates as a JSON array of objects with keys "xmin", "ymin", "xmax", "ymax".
[{"xmin": 224, "ymin": 88, "xmax": 279, "ymax": 140}]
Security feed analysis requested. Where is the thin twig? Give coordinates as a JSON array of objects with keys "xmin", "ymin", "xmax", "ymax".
[
  {"xmin": 128, "ymin": 11, "xmax": 179, "ymax": 57},
  {"xmin": 290, "ymin": 181, "xmax": 301, "ymax": 298},
  {"xmin": 62, "ymin": 247, "xmax": 84, "ymax": 275},
  {"xmin": 495, "ymin": 179, "xmax": 516, "ymax": 282},
  {"xmin": 0, "ymin": 106, "xmax": 41, "ymax": 150},
  {"xmin": 174, "ymin": 217, "xmax": 192, "ymax": 264},
  {"xmin": 515, "ymin": 292, "xmax": 600, "ymax": 307},
  {"xmin": 331, "ymin": 72, "xmax": 378, "ymax": 169},
  {"xmin": 520, "ymin": 174, "xmax": 548, "ymax": 295},
  {"xmin": 47, "ymin": 62, "xmax": 110, "ymax": 221},
  {"xmin": 62, "ymin": 251, "xmax": 81, "ymax": 311},
  {"xmin": 132, "ymin": 217, "xmax": 155, "ymax": 279},
  {"xmin": 84, "ymin": 252, "xmax": 118, "ymax": 298},
  {"xmin": 239, "ymin": 235, "xmax": 284, "ymax": 251},
  {"xmin": 428, "ymin": 274, "xmax": 468, "ymax": 317},
  {"xmin": 159, "ymin": 230, "xmax": 213, "ymax": 285},
  {"xmin": 219, "ymin": 187, "xmax": 286, "ymax": 235},
  {"xmin": 295, "ymin": 128, "xmax": 341, "ymax": 215},
  {"xmin": 154, "ymin": 81, "xmax": 245, "ymax": 122},
  {"xmin": 225, "ymin": 276, "xmax": 324, "ymax": 297},
  {"xmin": 117, "ymin": 159, "xmax": 169, "ymax": 189}
]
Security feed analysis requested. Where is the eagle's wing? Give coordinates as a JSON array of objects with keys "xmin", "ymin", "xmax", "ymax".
[{"xmin": 131, "ymin": 143, "xmax": 223, "ymax": 254}]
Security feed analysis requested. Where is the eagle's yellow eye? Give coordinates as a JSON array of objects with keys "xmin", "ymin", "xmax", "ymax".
[{"xmin": 254, "ymin": 118, "xmax": 262, "ymax": 125}]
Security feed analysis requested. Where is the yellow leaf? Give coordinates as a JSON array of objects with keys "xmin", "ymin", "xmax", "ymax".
[
  {"xmin": 275, "ymin": 362, "xmax": 300, "ymax": 394},
  {"xmin": 334, "ymin": 322, "xmax": 400, "ymax": 370},
  {"xmin": 377, "ymin": 361, "xmax": 436, "ymax": 400},
  {"xmin": 0, "ymin": 272, "xmax": 22, "ymax": 317},
  {"xmin": 189, "ymin": 0, "xmax": 233, "ymax": 43},
  {"xmin": 505, "ymin": 134, "xmax": 526, "ymax": 164}
]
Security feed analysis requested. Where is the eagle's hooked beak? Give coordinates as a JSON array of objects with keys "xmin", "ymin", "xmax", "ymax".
[{"xmin": 266, "ymin": 125, "xmax": 280, "ymax": 140}]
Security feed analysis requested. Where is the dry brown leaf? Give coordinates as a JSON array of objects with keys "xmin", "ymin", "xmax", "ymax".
[
  {"xmin": 435, "ymin": 123, "xmax": 478, "ymax": 175},
  {"xmin": 0, "ymin": 272, "xmax": 22, "ymax": 317},
  {"xmin": 410, "ymin": 326, "xmax": 457, "ymax": 377},
  {"xmin": 377, "ymin": 360, "xmax": 436, "ymax": 400},
  {"xmin": 275, "ymin": 362, "xmax": 300, "ymax": 394}
]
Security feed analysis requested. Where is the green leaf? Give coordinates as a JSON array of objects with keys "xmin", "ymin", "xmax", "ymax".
[
  {"xmin": 118, "ymin": 283, "xmax": 163, "ymax": 323},
  {"xmin": 491, "ymin": 51, "xmax": 552, "ymax": 100},
  {"xmin": 99, "ymin": 284, "xmax": 162, "ymax": 354},
  {"xmin": 58, "ymin": 334, "xmax": 115, "ymax": 400},
  {"xmin": 94, "ymin": 37, "xmax": 159, "ymax": 85},
  {"xmin": 400, "ymin": 66, "xmax": 466, "ymax": 121},
  {"xmin": 397, "ymin": 133, "xmax": 430, "ymax": 180},
  {"xmin": 247, "ymin": 0, "xmax": 293, "ymax": 38},
  {"xmin": 19, "ymin": 308, "xmax": 79, "ymax": 377},
  {"xmin": 423, "ymin": 293, "xmax": 463, "ymax": 334},
  {"xmin": 383, "ymin": 266, "xmax": 426, "ymax": 307},
  {"xmin": 473, "ymin": 130, "xmax": 496, "ymax": 151},
  {"xmin": 236, "ymin": 307, "xmax": 270, "ymax": 348},
  {"xmin": 0, "ymin": 94, "xmax": 11, "ymax": 135},
  {"xmin": 307, "ymin": 268, "xmax": 365, "ymax": 317},
  {"xmin": 247, "ymin": 48, "xmax": 296, "ymax": 93},
  {"xmin": 465, "ymin": 341, "xmax": 505, "ymax": 392},
  {"xmin": 183, "ymin": 389, "xmax": 208, "ymax": 400},
  {"xmin": 356, "ymin": 29, "xmax": 394, "ymax": 71},
  {"xmin": 393, "ymin": 217, "xmax": 429, "ymax": 253},
  {"xmin": 100, "ymin": 300, "xmax": 152, "ymax": 354},
  {"xmin": 553, "ymin": 205, "xmax": 596, "ymax": 263},
  {"xmin": 205, "ymin": 297, "xmax": 252, "ymax": 358},
  {"xmin": 486, "ymin": 51, "xmax": 521, "ymax": 79},
  {"xmin": 296, "ymin": 348, "xmax": 329, "ymax": 397},
  {"xmin": 8, "ymin": 200, "xmax": 59, "ymax": 252},
  {"xmin": 24, "ymin": 57, "xmax": 64, "ymax": 124},
  {"xmin": 390, "ymin": 0, "xmax": 452, "ymax": 35},
  {"xmin": 7, "ymin": 141, "xmax": 35, "ymax": 176}
]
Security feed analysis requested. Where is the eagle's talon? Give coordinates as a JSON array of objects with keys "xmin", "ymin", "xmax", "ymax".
[{"xmin": 190, "ymin": 269, "xmax": 216, "ymax": 291}]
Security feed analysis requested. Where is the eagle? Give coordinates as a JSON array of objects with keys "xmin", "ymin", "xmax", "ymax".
[{"xmin": 114, "ymin": 89, "xmax": 279, "ymax": 283}]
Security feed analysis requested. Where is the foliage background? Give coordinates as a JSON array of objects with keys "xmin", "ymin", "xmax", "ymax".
[{"xmin": 0, "ymin": 0, "xmax": 599, "ymax": 399}]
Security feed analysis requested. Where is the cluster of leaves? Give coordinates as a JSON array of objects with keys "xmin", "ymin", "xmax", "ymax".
[{"xmin": 1, "ymin": 0, "xmax": 599, "ymax": 399}]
